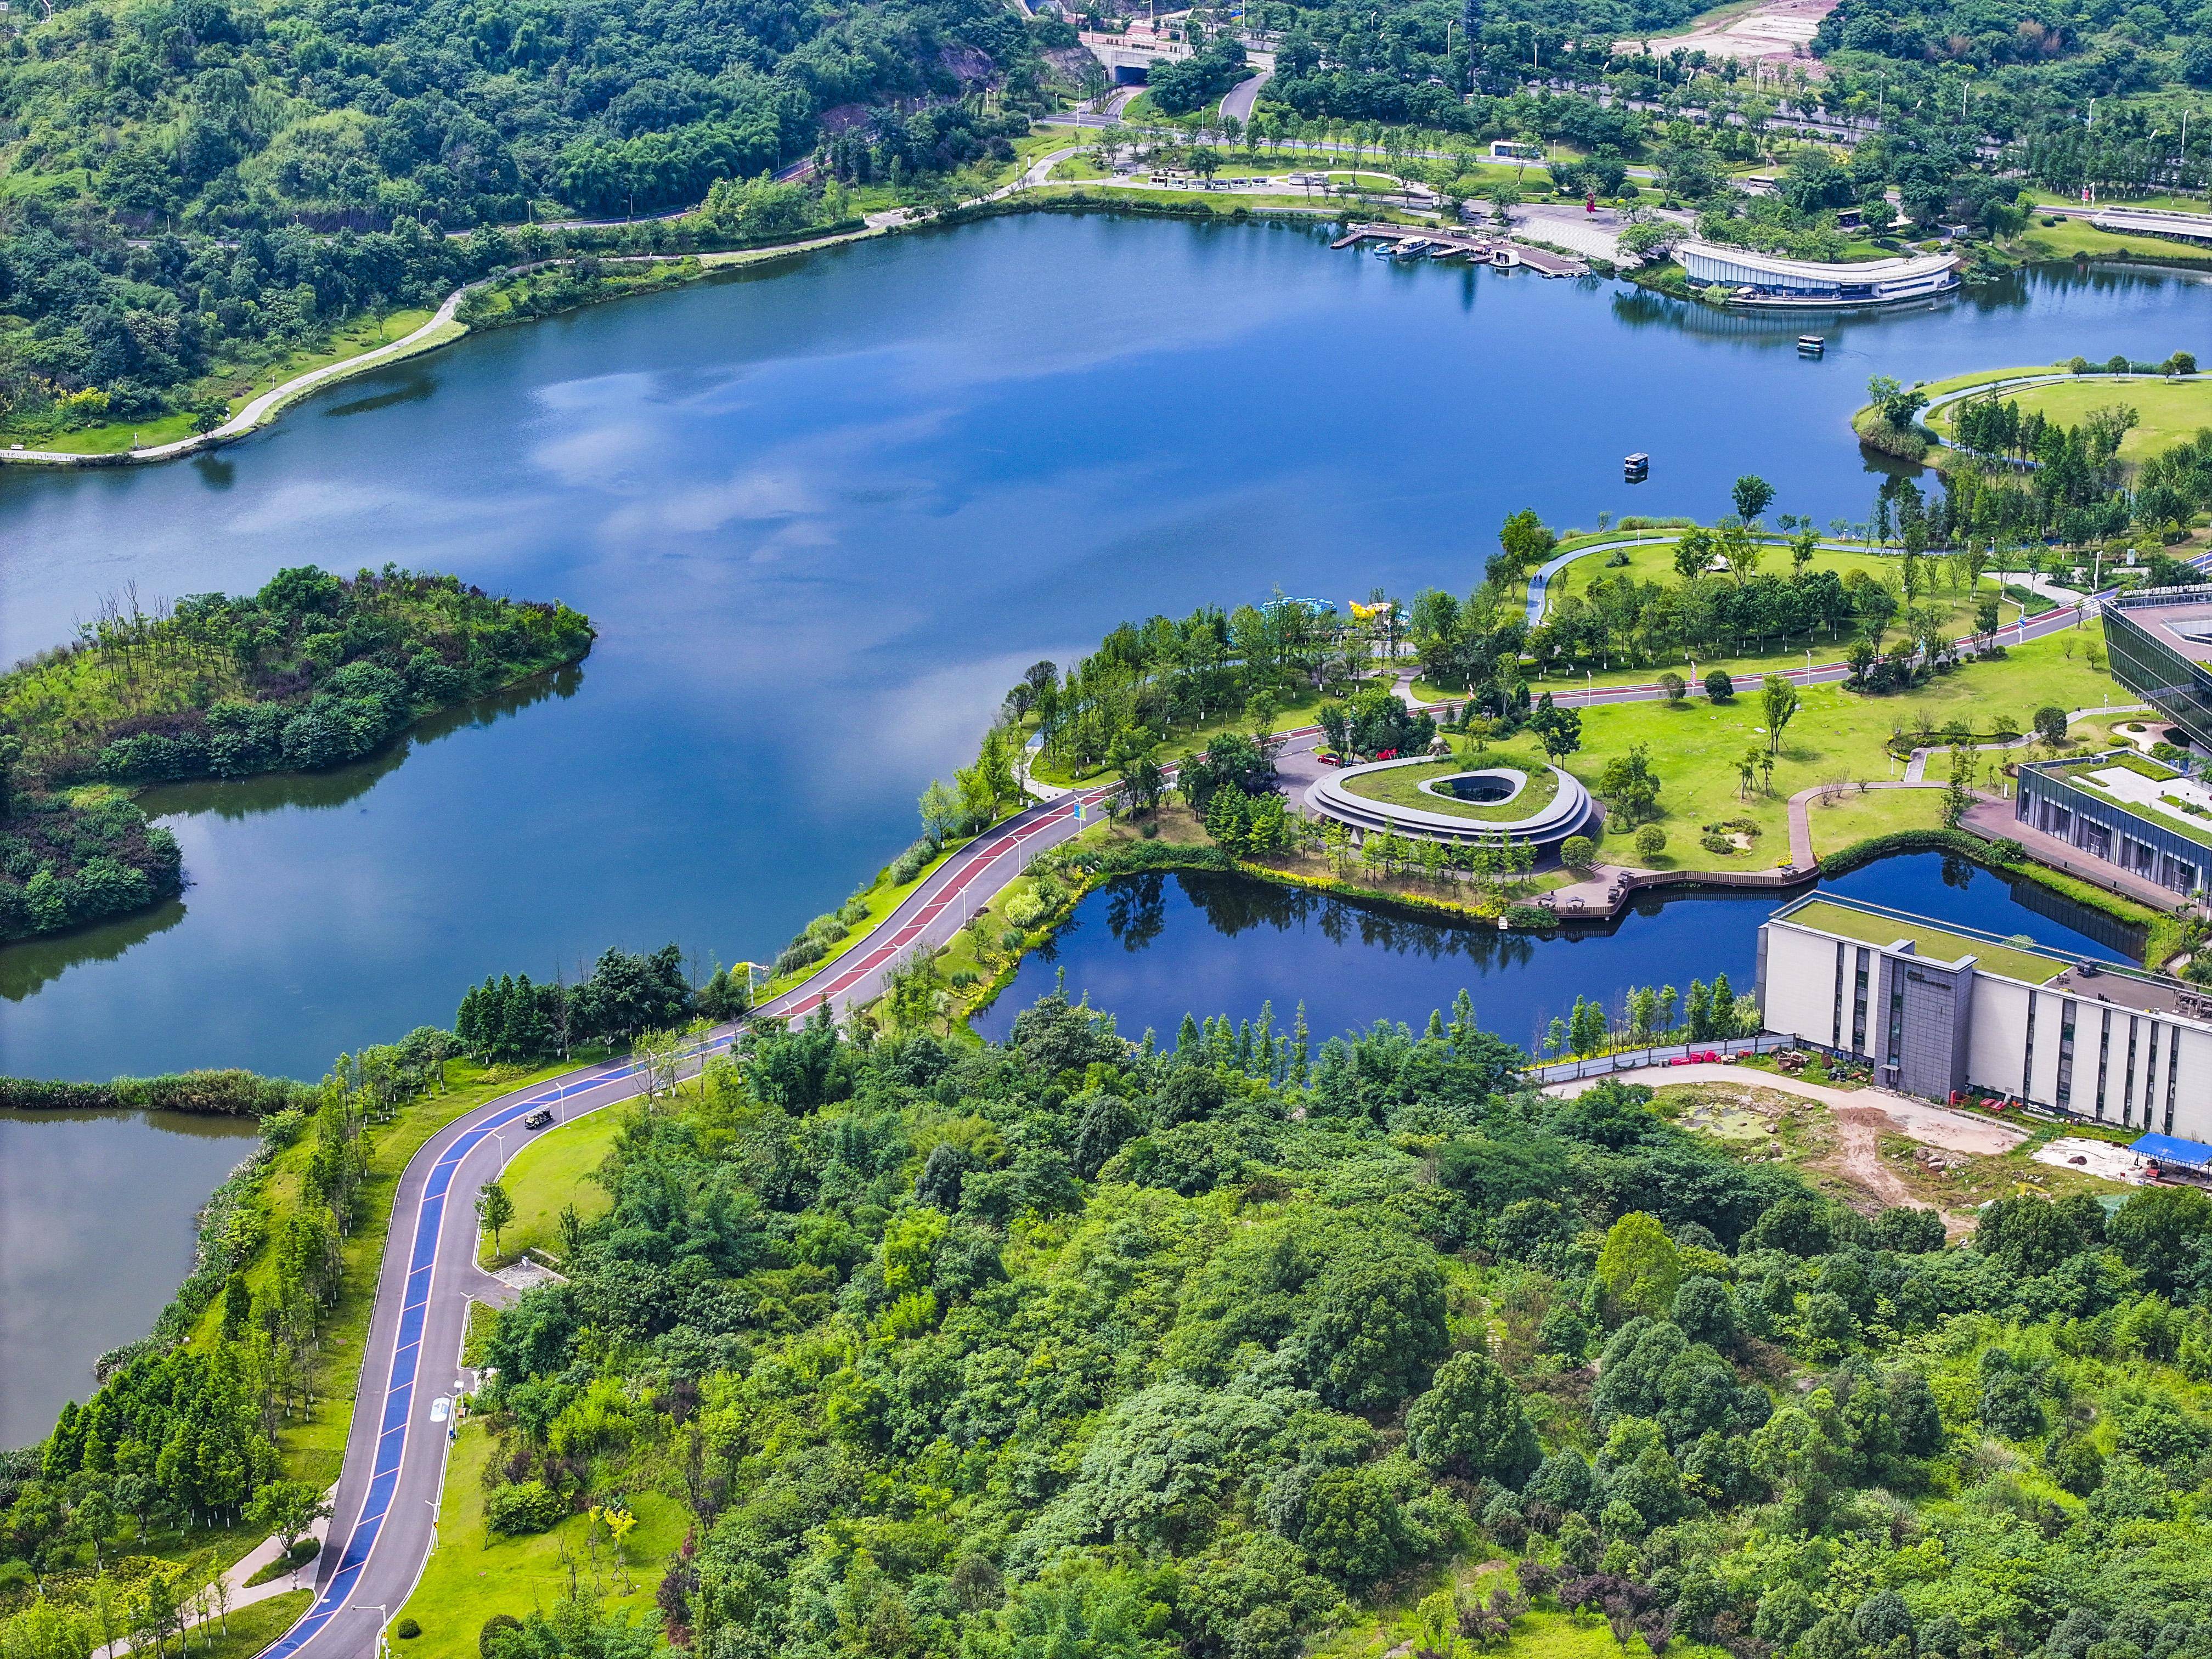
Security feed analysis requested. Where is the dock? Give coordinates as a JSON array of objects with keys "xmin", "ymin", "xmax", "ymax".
[{"xmin": 1330, "ymin": 223, "xmax": 1590, "ymax": 276}]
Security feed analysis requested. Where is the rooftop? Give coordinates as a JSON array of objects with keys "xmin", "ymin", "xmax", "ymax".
[
  {"xmin": 1775, "ymin": 898, "xmax": 2070, "ymax": 984},
  {"xmin": 2038, "ymin": 751, "xmax": 2212, "ymax": 851},
  {"xmin": 1675, "ymin": 241, "xmax": 1960, "ymax": 282},
  {"xmin": 2117, "ymin": 596, "xmax": 2212, "ymax": 665}
]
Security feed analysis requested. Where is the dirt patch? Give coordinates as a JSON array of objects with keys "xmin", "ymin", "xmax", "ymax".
[
  {"xmin": 2035, "ymin": 1136, "xmax": 2152, "ymax": 1183},
  {"xmin": 1830, "ymin": 1105, "xmax": 1923, "ymax": 1210},
  {"xmin": 1637, "ymin": 0, "xmax": 1838, "ymax": 66}
]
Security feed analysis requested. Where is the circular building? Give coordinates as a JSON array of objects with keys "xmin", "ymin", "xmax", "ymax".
[{"xmin": 1303, "ymin": 754, "xmax": 1594, "ymax": 851}]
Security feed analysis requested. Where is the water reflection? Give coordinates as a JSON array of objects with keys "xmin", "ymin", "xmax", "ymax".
[
  {"xmin": 975, "ymin": 851, "xmax": 2136, "ymax": 1051},
  {"xmin": 0, "ymin": 1107, "xmax": 261, "ymax": 1447}
]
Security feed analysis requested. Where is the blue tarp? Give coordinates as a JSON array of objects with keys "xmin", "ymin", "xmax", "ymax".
[{"xmin": 2131, "ymin": 1132, "xmax": 2212, "ymax": 1171}]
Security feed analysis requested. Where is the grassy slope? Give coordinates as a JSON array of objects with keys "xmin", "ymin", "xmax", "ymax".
[
  {"xmin": 396, "ymin": 1420, "xmax": 684, "ymax": 1659},
  {"xmin": 26, "ymin": 309, "xmax": 436, "ymax": 454},
  {"xmin": 2013, "ymin": 215, "xmax": 2212, "ymax": 269},
  {"xmin": 197, "ymin": 1592, "xmax": 315, "ymax": 1659},
  {"xmin": 188, "ymin": 1059, "xmax": 589, "ymax": 1496},
  {"xmin": 481, "ymin": 1110, "xmax": 625, "ymax": 1267},
  {"xmin": 1339, "ymin": 748, "xmax": 1563, "ymax": 821},
  {"xmin": 1928, "ymin": 373, "xmax": 2212, "ymax": 464}
]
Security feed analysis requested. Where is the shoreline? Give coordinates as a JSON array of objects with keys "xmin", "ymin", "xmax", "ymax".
[{"xmin": 7, "ymin": 179, "xmax": 2188, "ymax": 473}]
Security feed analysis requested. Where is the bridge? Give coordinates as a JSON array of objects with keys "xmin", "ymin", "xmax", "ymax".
[{"xmin": 1078, "ymin": 26, "xmax": 1275, "ymax": 84}]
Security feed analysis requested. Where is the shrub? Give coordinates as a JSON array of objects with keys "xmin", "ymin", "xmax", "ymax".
[
  {"xmin": 1633, "ymin": 824, "xmax": 1666, "ymax": 861},
  {"xmin": 1003, "ymin": 891, "xmax": 1046, "ymax": 929},
  {"xmin": 1561, "ymin": 835, "xmax": 1597, "ymax": 871},
  {"xmin": 1705, "ymin": 669, "xmax": 1735, "ymax": 701},
  {"xmin": 395, "ymin": 1620, "xmax": 422, "ymax": 1641},
  {"xmin": 483, "ymin": 1480, "xmax": 566, "ymax": 1536},
  {"xmin": 2034, "ymin": 705, "xmax": 2069, "ymax": 743},
  {"xmin": 1658, "ymin": 672, "xmax": 1686, "ymax": 702},
  {"xmin": 481, "ymin": 1616, "xmax": 524, "ymax": 1659}
]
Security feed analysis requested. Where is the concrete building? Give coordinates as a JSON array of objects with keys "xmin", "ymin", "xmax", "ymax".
[
  {"xmin": 2016, "ymin": 752, "xmax": 2211, "ymax": 900},
  {"xmin": 2102, "ymin": 584, "xmax": 2212, "ymax": 747},
  {"xmin": 1757, "ymin": 894, "xmax": 2212, "ymax": 1135},
  {"xmin": 1675, "ymin": 241, "xmax": 1960, "ymax": 308}
]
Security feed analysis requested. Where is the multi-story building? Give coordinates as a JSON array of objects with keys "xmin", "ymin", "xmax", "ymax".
[
  {"xmin": 2016, "ymin": 752, "xmax": 2211, "ymax": 900},
  {"xmin": 2102, "ymin": 584, "xmax": 2212, "ymax": 747},
  {"xmin": 1757, "ymin": 893, "xmax": 2212, "ymax": 1136}
]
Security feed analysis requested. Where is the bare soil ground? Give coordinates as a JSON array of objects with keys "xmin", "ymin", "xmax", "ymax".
[
  {"xmin": 1636, "ymin": 0, "xmax": 1837, "ymax": 66},
  {"xmin": 1560, "ymin": 1069, "xmax": 2124, "ymax": 1237}
]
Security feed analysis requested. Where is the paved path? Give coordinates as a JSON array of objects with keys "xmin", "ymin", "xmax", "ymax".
[{"xmin": 1220, "ymin": 68, "xmax": 1273, "ymax": 122}]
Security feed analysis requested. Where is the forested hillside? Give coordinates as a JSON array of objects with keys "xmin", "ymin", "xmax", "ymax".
[
  {"xmin": 0, "ymin": 0, "xmax": 1066, "ymax": 437},
  {"xmin": 427, "ymin": 1001, "xmax": 2212, "ymax": 1659}
]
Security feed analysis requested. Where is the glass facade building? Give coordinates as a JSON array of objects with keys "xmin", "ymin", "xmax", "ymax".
[{"xmin": 2103, "ymin": 586, "xmax": 2212, "ymax": 746}]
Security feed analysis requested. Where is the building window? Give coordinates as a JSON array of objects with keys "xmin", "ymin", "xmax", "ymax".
[
  {"xmin": 2096, "ymin": 1011, "xmax": 2112, "ymax": 1120},
  {"xmin": 1851, "ymin": 952, "xmax": 1870, "ymax": 1053},
  {"xmin": 1831, "ymin": 943, "xmax": 1846, "ymax": 1049},
  {"xmin": 2023, "ymin": 991, "xmax": 2038, "ymax": 1102},
  {"xmin": 2125, "ymin": 1020, "xmax": 2140, "ymax": 1126},
  {"xmin": 2143, "ymin": 1023, "xmax": 2161, "ymax": 1128},
  {"xmin": 2056, "ymin": 1003, "xmax": 2076, "ymax": 1109},
  {"xmin": 2168, "ymin": 1027, "xmax": 2182, "ymax": 1135},
  {"xmin": 2081, "ymin": 823, "xmax": 2110, "ymax": 860}
]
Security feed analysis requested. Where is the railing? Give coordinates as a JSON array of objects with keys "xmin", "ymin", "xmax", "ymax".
[{"xmin": 1526, "ymin": 1032, "xmax": 1795, "ymax": 1083}]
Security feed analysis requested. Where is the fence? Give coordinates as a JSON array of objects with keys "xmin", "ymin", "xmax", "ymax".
[{"xmin": 1526, "ymin": 1032, "xmax": 1796, "ymax": 1085}]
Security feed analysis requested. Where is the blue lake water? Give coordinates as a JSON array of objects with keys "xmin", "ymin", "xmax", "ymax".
[
  {"xmin": 971, "ymin": 851, "xmax": 2137, "ymax": 1052},
  {"xmin": 1, "ymin": 213, "xmax": 2205, "ymax": 1081}
]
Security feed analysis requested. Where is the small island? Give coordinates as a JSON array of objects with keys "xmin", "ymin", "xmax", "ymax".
[{"xmin": 0, "ymin": 567, "xmax": 594, "ymax": 941}]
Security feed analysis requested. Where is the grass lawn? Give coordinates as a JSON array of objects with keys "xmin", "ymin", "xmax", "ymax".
[
  {"xmin": 1339, "ymin": 749, "xmax": 1562, "ymax": 822},
  {"xmin": 191, "ymin": 1591, "xmax": 313, "ymax": 1659},
  {"xmin": 1783, "ymin": 898, "xmax": 2070, "ymax": 982},
  {"xmin": 1929, "ymin": 373, "xmax": 2212, "ymax": 465},
  {"xmin": 1315, "ymin": 1585, "xmax": 1730, "ymax": 1659},
  {"xmin": 2013, "ymin": 215, "xmax": 2212, "ymax": 269},
  {"xmin": 1555, "ymin": 630, "xmax": 2118, "ymax": 864},
  {"xmin": 482, "ymin": 1110, "xmax": 624, "ymax": 1268},
  {"xmin": 396, "ymin": 1421, "xmax": 684, "ymax": 1659},
  {"xmin": 1800, "ymin": 782, "xmax": 1949, "ymax": 856}
]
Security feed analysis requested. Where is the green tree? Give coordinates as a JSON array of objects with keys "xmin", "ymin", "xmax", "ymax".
[
  {"xmin": 247, "ymin": 1480, "xmax": 331, "ymax": 1561},
  {"xmin": 1595, "ymin": 1212, "xmax": 1681, "ymax": 1319},
  {"xmin": 1406, "ymin": 1350, "xmax": 1541, "ymax": 1485},
  {"xmin": 476, "ymin": 1181, "xmax": 516, "ymax": 1256},
  {"xmin": 1760, "ymin": 674, "xmax": 1800, "ymax": 755},
  {"xmin": 1731, "ymin": 475, "xmax": 1775, "ymax": 525},
  {"xmin": 1597, "ymin": 744, "xmax": 1662, "ymax": 825}
]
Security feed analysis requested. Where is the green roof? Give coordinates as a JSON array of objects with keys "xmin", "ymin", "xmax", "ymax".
[{"xmin": 1778, "ymin": 900, "xmax": 2070, "ymax": 985}]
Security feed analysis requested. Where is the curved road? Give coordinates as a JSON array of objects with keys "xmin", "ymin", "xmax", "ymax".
[{"xmin": 261, "ymin": 785, "xmax": 1113, "ymax": 1659}]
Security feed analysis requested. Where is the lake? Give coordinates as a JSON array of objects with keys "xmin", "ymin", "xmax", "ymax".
[
  {"xmin": 3, "ymin": 213, "xmax": 2206, "ymax": 1083},
  {"xmin": 0, "ymin": 1107, "xmax": 262, "ymax": 1447},
  {"xmin": 971, "ymin": 849, "xmax": 2138, "ymax": 1049}
]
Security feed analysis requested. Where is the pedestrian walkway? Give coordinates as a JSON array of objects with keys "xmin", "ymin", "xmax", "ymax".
[{"xmin": 1960, "ymin": 799, "xmax": 2191, "ymax": 913}]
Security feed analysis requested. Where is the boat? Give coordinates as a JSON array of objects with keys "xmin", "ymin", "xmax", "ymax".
[
  {"xmin": 1798, "ymin": 334, "xmax": 1826, "ymax": 356},
  {"xmin": 1624, "ymin": 452, "xmax": 1650, "ymax": 482},
  {"xmin": 1392, "ymin": 238, "xmax": 1433, "ymax": 258}
]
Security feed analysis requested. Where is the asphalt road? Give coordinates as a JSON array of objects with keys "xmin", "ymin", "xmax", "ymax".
[{"xmin": 260, "ymin": 785, "xmax": 1115, "ymax": 1659}]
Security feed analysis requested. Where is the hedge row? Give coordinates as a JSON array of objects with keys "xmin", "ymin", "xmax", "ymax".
[{"xmin": 0, "ymin": 1069, "xmax": 315, "ymax": 1116}]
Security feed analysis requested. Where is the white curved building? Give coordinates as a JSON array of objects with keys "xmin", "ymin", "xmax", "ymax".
[
  {"xmin": 1676, "ymin": 241, "xmax": 1960, "ymax": 308},
  {"xmin": 1304, "ymin": 756, "xmax": 1594, "ymax": 850}
]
